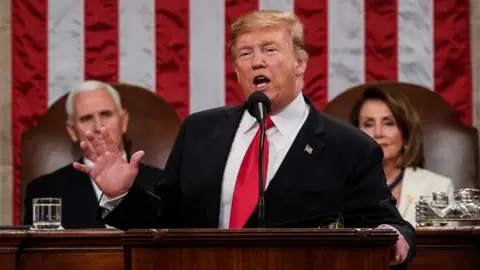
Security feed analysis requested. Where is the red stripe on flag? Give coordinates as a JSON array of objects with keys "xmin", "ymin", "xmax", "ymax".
[
  {"xmin": 155, "ymin": 0, "xmax": 190, "ymax": 119},
  {"xmin": 225, "ymin": 0, "xmax": 259, "ymax": 107},
  {"xmin": 11, "ymin": 0, "xmax": 48, "ymax": 225},
  {"xmin": 365, "ymin": 0, "xmax": 398, "ymax": 82},
  {"xmin": 84, "ymin": 0, "xmax": 119, "ymax": 83},
  {"xmin": 434, "ymin": 0, "xmax": 472, "ymax": 125},
  {"xmin": 295, "ymin": 0, "xmax": 328, "ymax": 110}
]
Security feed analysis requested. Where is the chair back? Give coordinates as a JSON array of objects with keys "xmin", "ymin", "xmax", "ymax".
[
  {"xmin": 323, "ymin": 81, "xmax": 479, "ymax": 189},
  {"xmin": 20, "ymin": 83, "xmax": 181, "ymax": 206}
]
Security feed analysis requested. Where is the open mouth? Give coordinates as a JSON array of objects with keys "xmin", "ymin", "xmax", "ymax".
[{"xmin": 253, "ymin": 75, "xmax": 271, "ymax": 91}]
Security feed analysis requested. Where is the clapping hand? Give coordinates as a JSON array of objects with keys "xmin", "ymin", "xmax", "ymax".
[{"xmin": 73, "ymin": 127, "xmax": 145, "ymax": 198}]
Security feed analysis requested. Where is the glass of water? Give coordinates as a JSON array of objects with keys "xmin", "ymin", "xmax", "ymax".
[{"xmin": 32, "ymin": 197, "xmax": 62, "ymax": 230}]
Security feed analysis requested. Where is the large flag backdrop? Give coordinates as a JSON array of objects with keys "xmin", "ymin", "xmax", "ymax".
[{"xmin": 11, "ymin": 0, "xmax": 472, "ymax": 224}]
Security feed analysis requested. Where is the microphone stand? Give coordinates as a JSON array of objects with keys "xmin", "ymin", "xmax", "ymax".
[{"xmin": 257, "ymin": 107, "xmax": 267, "ymax": 228}]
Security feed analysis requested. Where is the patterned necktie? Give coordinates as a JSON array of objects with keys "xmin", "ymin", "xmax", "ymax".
[{"xmin": 229, "ymin": 117, "xmax": 275, "ymax": 228}]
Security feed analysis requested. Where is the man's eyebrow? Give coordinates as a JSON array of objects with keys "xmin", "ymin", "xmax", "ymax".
[
  {"xmin": 237, "ymin": 41, "xmax": 277, "ymax": 51},
  {"xmin": 79, "ymin": 114, "xmax": 93, "ymax": 120}
]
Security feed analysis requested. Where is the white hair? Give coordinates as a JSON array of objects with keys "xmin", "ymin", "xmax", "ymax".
[{"xmin": 65, "ymin": 80, "xmax": 123, "ymax": 121}]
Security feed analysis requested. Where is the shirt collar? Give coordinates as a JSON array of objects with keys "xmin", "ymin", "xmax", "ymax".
[{"xmin": 239, "ymin": 92, "xmax": 309, "ymax": 138}]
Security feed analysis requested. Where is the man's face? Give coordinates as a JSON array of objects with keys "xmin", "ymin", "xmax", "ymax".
[
  {"xmin": 65, "ymin": 89, "xmax": 129, "ymax": 151},
  {"xmin": 234, "ymin": 25, "xmax": 307, "ymax": 114}
]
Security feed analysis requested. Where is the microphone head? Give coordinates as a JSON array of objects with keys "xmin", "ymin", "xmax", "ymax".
[{"xmin": 246, "ymin": 92, "xmax": 271, "ymax": 121}]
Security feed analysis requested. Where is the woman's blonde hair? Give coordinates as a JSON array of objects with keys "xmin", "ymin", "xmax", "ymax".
[{"xmin": 230, "ymin": 10, "xmax": 308, "ymax": 62}]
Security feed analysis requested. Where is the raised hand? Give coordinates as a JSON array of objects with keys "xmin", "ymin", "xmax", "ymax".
[{"xmin": 73, "ymin": 127, "xmax": 144, "ymax": 198}]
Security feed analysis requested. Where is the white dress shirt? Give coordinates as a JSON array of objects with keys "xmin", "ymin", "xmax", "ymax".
[{"xmin": 218, "ymin": 92, "xmax": 309, "ymax": 228}]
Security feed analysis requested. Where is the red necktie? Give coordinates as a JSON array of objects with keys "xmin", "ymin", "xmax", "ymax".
[{"xmin": 229, "ymin": 117, "xmax": 275, "ymax": 228}]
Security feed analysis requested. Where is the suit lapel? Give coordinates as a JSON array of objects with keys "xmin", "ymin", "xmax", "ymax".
[
  {"xmin": 268, "ymin": 97, "xmax": 326, "ymax": 190},
  {"xmin": 245, "ymin": 100, "xmax": 326, "ymax": 227},
  {"xmin": 202, "ymin": 105, "xmax": 246, "ymax": 227}
]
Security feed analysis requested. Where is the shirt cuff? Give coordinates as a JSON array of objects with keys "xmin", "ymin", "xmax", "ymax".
[{"xmin": 99, "ymin": 192, "xmax": 128, "ymax": 213}]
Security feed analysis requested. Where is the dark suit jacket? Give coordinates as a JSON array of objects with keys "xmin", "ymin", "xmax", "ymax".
[
  {"xmin": 103, "ymin": 96, "xmax": 416, "ymax": 268},
  {"xmin": 23, "ymin": 162, "xmax": 163, "ymax": 229}
]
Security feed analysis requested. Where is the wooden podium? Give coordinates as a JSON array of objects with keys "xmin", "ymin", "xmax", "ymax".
[
  {"xmin": 123, "ymin": 228, "xmax": 398, "ymax": 270},
  {"xmin": 2, "ymin": 228, "xmax": 479, "ymax": 269}
]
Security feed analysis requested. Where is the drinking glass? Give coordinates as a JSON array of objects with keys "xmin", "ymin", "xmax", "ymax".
[{"xmin": 32, "ymin": 197, "xmax": 62, "ymax": 230}]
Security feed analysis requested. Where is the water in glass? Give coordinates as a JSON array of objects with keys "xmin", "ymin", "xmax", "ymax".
[{"xmin": 32, "ymin": 197, "xmax": 62, "ymax": 229}]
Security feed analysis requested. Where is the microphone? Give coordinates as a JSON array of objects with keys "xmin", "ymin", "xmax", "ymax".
[
  {"xmin": 247, "ymin": 91, "xmax": 271, "ymax": 123},
  {"xmin": 246, "ymin": 92, "xmax": 271, "ymax": 228}
]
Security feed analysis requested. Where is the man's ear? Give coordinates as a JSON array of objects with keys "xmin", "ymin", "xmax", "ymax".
[
  {"xmin": 234, "ymin": 64, "xmax": 240, "ymax": 83},
  {"xmin": 65, "ymin": 120, "xmax": 78, "ymax": 142},
  {"xmin": 121, "ymin": 109, "xmax": 129, "ymax": 134},
  {"xmin": 295, "ymin": 53, "xmax": 308, "ymax": 76}
]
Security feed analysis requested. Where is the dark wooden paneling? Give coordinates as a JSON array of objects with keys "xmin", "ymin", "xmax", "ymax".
[
  {"xmin": 0, "ymin": 228, "xmax": 479, "ymax": 270},
  {"xmin": 124, "ymin": 228, "xmax": 397, "ymax": 270},
  {"xmin": 410, "ymin": 229, "xmax": 480, "ymax": 270},
  {"xmin": 0, "ymin": 229, "xmax": 123, "ymax": 270}
]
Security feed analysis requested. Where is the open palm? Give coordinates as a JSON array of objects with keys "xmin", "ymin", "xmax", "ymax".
[{"xmin": 73, "ymin": 127, "xmax": 144, "ymax": 198}]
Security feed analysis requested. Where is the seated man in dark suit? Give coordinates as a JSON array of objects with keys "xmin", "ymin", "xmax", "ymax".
[
  {"xmin": 73, "ymin": 11, "xmax": 414, "ymax": 268},
  {"xmin": 23, "ymin": 80, "xmax": 164, "ymax": 229}
]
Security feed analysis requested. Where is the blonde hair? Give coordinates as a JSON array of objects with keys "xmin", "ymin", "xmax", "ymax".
[{"xmin": 230, "ymin": 10, "xmax": 308, "ymax": 62}]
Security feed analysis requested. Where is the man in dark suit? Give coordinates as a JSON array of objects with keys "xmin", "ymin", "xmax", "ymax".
[
  {"xmin": 74, "ymin": 11, "xmax": 414, "ymax": 268},
  {"xmin": 23, "ymin": 80, "xmax": 163, "ymax": 229}
]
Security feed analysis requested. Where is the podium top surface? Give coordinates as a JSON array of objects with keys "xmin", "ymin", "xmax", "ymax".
[
  {"xmin": 123, "ymin": 228, "xmax": 399, "ymax": 247},
  {"xmin": 0, "ymin": 228, "xmax": 479, "ymax": 248}
]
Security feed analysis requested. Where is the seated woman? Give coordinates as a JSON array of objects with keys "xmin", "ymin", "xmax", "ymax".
[{"xmin": 349, "ymin": 87, "xmax": 454, "ymax": 226}]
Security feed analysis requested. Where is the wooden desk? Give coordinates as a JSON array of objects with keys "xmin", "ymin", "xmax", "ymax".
[
  {"xmin": 0, "ymin": 229, "xmax": 123, "ymax": 270},
  {"xmin": 410, "ymin": 228, "xmax": 480, "ymax": 270},
  {"xmin": 0, "ymin": 228, "xmax": 479, "ymax": 270}
]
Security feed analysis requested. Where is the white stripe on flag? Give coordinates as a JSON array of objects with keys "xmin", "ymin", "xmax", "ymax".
[
  {"xmin": 119, "ymin": 0, "xmax": 155, "ymax": 92},
  {"xmin": 48, "ymin": 0, "xmax": 84, "ymax": 105},
  {"xmin": 398, "ymin": 0, "xmax": 434, "ymax": 90},
  {"xmin": 328, "ymin": 0, "xmax": 365, "ymax": 100},
  {"xmin": 259, "ymin": 0, "xmax": 294, "ymax": 12},
  {"xmin": 189, "ymin": 0, "xmax": 225, "ymax": 114}
]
